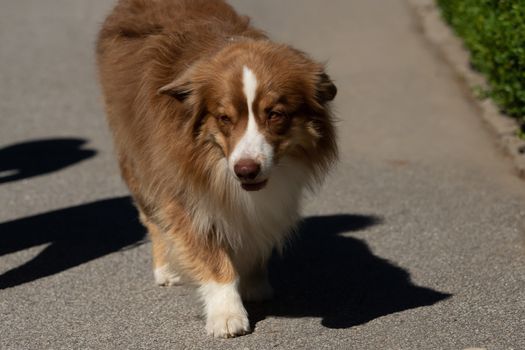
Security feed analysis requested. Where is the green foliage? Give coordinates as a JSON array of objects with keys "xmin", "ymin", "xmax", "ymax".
[{"xmin": 437, "ymin": 0, "xmax": 525, "ymax": 126}]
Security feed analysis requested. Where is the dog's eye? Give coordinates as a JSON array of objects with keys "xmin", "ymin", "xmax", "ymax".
[
  {"xmin": 218, "ymin": 115, "xmax": 231, "ymax": 124},
  {"xmin": 267, "ymin": 110, "xmax": 284, "ymax": 122}
]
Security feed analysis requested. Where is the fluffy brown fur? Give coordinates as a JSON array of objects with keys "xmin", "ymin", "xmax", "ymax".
[{"xmin": 97, "ymin": 0, "xmax": 337, "ymax": 338}]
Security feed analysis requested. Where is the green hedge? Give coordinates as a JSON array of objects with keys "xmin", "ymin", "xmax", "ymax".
[{"xmin": 437, "ymin": 0, "xmax": 525, "ymax": 128}]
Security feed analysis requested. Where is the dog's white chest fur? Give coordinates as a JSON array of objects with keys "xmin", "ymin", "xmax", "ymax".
[{"xmin": 190, "ymin": 157, "xmax": 310, "ymax": 271}]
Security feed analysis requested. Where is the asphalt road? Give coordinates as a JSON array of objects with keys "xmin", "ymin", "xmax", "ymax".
[{"xmin": 1, "ymin": 1, "xmax": 524, "ymax": 349}]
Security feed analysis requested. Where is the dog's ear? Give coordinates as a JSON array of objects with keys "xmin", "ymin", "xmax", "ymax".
[
  {"xmin": 158, "ymin": 69, "xmax": 207, "ymax": 136},
  {"xmin": 316, "ymin": 72, "xmax": 337, "ymax": 103},
  {"xmin": 158, "ymin": 70, "xmax": 194, "ymax": 102}
]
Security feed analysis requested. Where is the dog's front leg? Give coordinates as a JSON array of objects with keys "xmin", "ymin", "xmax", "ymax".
[
  {"xmin": 171, "ymin": 229, "xmax": 250, "ymax": 338},
  {"xmin": 140, "ymin": 212, "xmax": 181, "ymax": 286},
  {"xmin": 200, "ymin": 277, "xmax": 249, "ymax": 338}
]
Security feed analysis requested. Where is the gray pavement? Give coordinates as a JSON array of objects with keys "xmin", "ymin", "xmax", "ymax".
[{"xmin": 1, "ymin": 1, "xmax": 524, "ymax": 349}]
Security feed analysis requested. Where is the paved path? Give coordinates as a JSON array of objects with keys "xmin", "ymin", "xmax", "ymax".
[{"xmin": 1, "ymin": 1, "xmax": 524, "ymax": 349}]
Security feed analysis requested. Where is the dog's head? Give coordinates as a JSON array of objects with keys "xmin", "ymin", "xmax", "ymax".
[{"xmin": 159, "ymin": 40, "xmax": 337, "ymax": 191}]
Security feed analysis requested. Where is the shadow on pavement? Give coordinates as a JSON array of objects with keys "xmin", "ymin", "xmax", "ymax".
[
  {"xmin": 1, "ymin": 200, "xmax": 450, "ymax": 327},
  {"xmin": 248, "ymin": 214, "xmax": 452, "ymax": 329},
  {"xmin": 0, "ymin": 197, "xmax": 145, "ymax": 289},
  {"xmin": 0, "ymin": 138, "xmax": 96, "ymax": 184}
]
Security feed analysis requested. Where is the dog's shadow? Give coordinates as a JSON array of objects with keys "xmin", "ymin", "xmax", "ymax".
[{"xmin": 248, "ymin": 215, "xmax": 451, "ymax": 329}]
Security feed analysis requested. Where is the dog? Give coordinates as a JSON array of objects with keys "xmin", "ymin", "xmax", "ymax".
[{"xmin": 96, "ymin": 0, "xmax": 337, "ymax": 338}]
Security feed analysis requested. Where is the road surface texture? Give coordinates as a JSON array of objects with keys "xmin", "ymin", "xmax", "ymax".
[{"xmin": 1, "ymin": 1, "xmax": 524, "ymax": 349}]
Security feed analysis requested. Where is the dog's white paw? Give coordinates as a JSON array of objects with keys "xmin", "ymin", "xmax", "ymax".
[
  {"xmin": 201, "ymin": 280, "xmax": 250, "ymax": 338},
  {"xmin": 206, "ymin": 311, "xmax": 250, "ymax": 338},
  {"xmin": 241, "ymin": 277, "xmax": 274, "ymax": 302},
  {"xmin": 154, "ymin": 265, "xmax": 181, "ymax": 286}
]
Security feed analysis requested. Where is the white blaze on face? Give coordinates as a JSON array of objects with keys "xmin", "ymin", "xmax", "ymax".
[{"xmin": 229, "ymin": 66, "xmax": 274, "ymax": 179}]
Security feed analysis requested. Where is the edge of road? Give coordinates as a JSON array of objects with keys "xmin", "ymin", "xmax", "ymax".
[{"xmin": 406, "ymin": 0, "xmax": 525, "ymax": 179}]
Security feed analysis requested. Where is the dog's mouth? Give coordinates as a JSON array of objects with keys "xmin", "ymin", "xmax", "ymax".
[{"xmin": 241, "ymin": 179, "xmax": 268, "ymax": 191}]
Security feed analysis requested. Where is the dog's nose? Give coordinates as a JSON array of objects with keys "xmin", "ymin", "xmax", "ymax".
[{"xmin": 234, "ymin": 159, "xmax": 261, "ymax": 180}]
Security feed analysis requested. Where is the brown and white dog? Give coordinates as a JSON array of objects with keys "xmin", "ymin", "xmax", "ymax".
[{"xmin": 97, "ymin": 0, "xmax": 337, "ymax": 338}]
